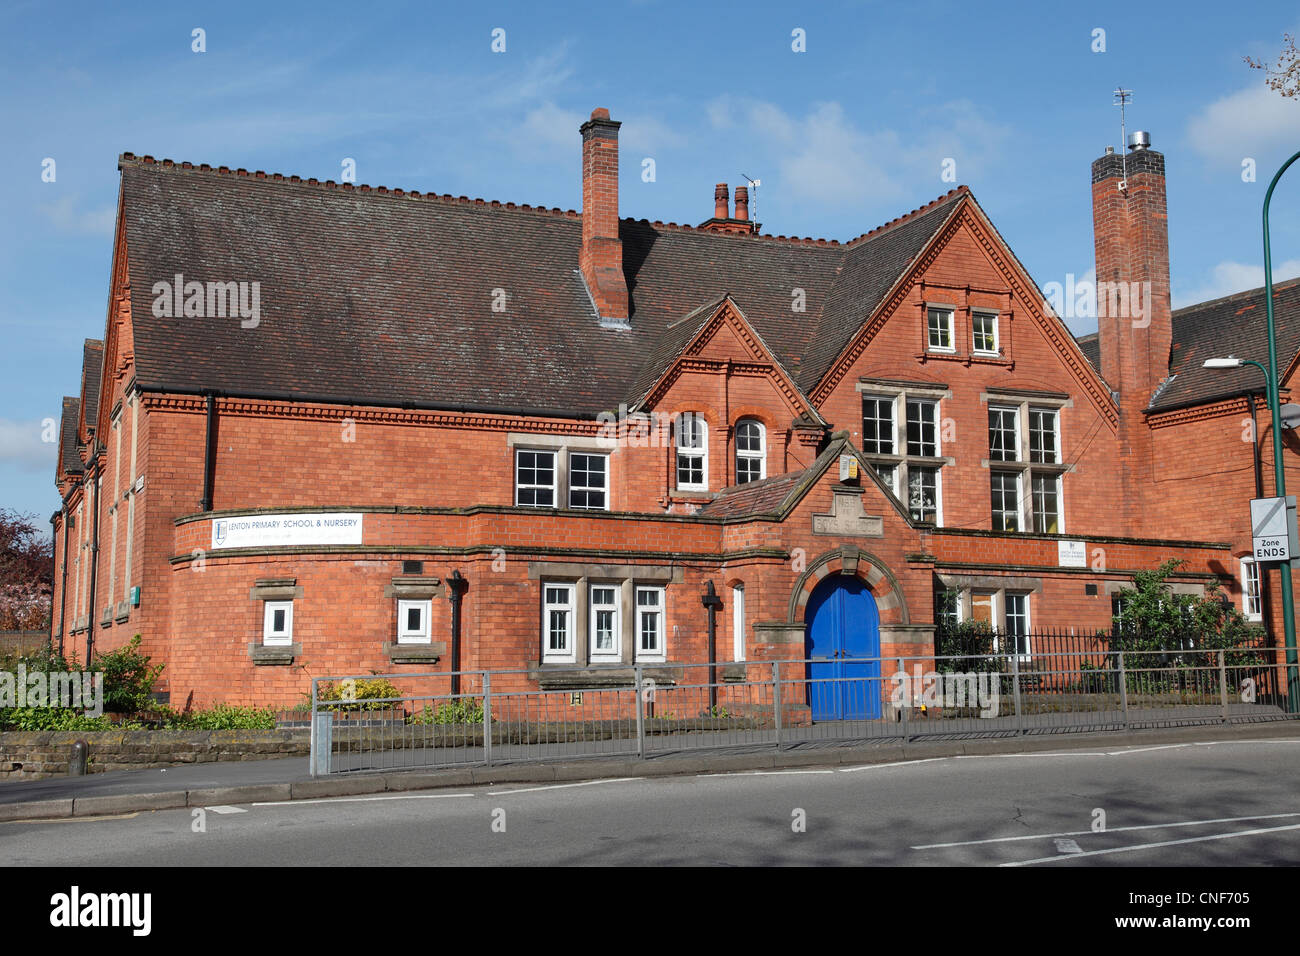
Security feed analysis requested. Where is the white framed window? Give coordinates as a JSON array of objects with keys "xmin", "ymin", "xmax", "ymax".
[
  {"xmin": 862, "ymin": 395, "xmax": 896, "ymax": 454},
  {"xmin": 991, "ymin": 470, "xmax": 1022, "ymax": 532},
  {"xmin": 1242, "ymin": 559, "xmax": 1262, "ymax": 621},
  {"xmin": 873, "ymin": 463, "xmax": 898, "ymax": 497},
  {"xmin": 515, "ymin": 449, "xmax": 557, "ymax": 507},
  {"xmin": 589, "ymin": 585, "xmax": 621, "ymax": 662},
  {"xmin": 927, "ymin": 306, "xmax": 955, "ymax": 352},
  {"xmin": 1004, "ymin": 593, "xmax": 1031, "ymax": 659},
  {"xmin": 936, "ymin": 587, "xmax": 962, "ymax": 629},
  {"xmin": 568, "ymin": 452, "xmax": 609, "ymax": 510},
  {"xmin": 735, "ymin": 420, "xmax": 766, "ymax": 484},
  {"xmin": 543, "ymin": 584, "xmax": 576, "ymax": 663},
  {"xmin": 1031, "ymin": 473, "xmax": 1061, "ymax": 534},
  {"xmin": 988, "ymin": 405, "xmax": 1021, "ymax": 462},
  {"xmin": 972, "ymin": 311, "xmax": 999, "ymax": 355},
  {"xmin": 731, "ymin": 584, "xmax": 745, "ymax": 662},
  {"xmin": 676, "ymin": 414, "xmax": 708, "ymax": 491},
  {"xmin": 397, "ymin": 599, "xmax": 432, "ymax": 644},
  {"xmin": 906, "ymin": 399, "xmax": 939, "ymax": 457},
  {"xmin": 1029, "ymin": 408, "xmax": 1059, "ymax": 464},
  {"xmin": 636, "ymin": 586, "xmax": 666, "ymax": 662},
  {"xmin": 908, "ymin": 466, "xmax": 940, "ymax": 524},
  {"xmin": 263, "ymin": 600, "xmax": 294, "ymax": 646}
]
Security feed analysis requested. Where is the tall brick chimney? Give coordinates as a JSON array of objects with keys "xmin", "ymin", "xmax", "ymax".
[
  {"xmin": 1091, "ymin": 133, "xmax": 1173, "ymax": 533},
  {"xmin": 1091, "ymin": 136, "xmax": 1172, "ymax": 406},
  {"xmin": 579, "ymin": 107, "xmax": 627, "ymax": 322}
]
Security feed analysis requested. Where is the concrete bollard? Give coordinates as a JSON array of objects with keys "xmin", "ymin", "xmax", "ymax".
[{"xmin": 68, "ymin": 740, "xmax": 89, "ymax": 776}]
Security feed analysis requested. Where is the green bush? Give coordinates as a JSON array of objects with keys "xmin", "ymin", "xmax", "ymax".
[
  {"xmin": 935, "ymin": 619, "xmax": 1001, "ymax": 672},
  {"xmin": 94, "ymin": 635, "xmax": 164, "ymax": 714},
  {"xmin": 314, "ymin": 677, "xmax": 403, "ymax": 712},
  {"xmin": 0, "ymin": 707, "xmax": 115, "ymax": 731},
  {"xmin": 163, "ymin": 704, "xmax": 277, "ymax": 730},
  {"xmin": 407, "ymin": 698, "xmax": 484, "ymax": 725}
]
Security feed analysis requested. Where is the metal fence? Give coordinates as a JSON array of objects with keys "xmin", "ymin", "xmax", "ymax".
[{"xmin": 306, "ymin": 649, "xmax": 1298, "ymax": 776}]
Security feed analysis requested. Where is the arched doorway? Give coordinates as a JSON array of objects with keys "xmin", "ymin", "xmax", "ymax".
[{"xmin": 805, "ymin": 575, "xmax": 882, "ymax": 720}]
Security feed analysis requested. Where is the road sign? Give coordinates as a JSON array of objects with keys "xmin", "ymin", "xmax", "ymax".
[{"xmin": 1251, "ymin": 496, "xmax": 1298, "ymax": 562}]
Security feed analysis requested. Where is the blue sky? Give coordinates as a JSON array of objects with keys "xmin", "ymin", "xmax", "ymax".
[{"xmin": 2, "ymin": 0, "xmax": 1299, "ymax": 524}]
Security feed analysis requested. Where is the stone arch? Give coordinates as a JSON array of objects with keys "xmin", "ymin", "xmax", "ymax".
[{"xmin": 786, "ymin": 545, "xmax": 910, "ymax": 626}]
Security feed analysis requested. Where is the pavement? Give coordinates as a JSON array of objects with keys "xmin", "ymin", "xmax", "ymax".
[{"xmin": 2, "ymin": 718, "xmax": 1298, "ymax": 823}]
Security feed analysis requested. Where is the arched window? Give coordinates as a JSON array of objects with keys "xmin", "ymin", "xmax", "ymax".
[
  {"xmin": 735, "ymin": 419, "xmax": 765, "ymax": 484},
  {"xmin": 676, "ymin": 414, "xmax": 708, "ymax": 491}
]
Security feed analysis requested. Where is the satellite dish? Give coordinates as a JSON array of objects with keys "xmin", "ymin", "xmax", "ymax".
[{"xmin": 1281, "ymin": 404, "xmax": 1300, "ymax": 430}]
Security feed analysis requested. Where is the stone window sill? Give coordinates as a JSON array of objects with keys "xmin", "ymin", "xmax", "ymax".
[
  {"xmin": 248, "ymin": 642, "xmax": 300, "ymax": 665},
  {"xmin": 382, "ymin": 641, "xmax": 446, "ymax": 664}
]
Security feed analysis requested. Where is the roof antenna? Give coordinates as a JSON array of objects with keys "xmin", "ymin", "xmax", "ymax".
[
  {"xmin": 741, "ymin": 173, "xmax": 761, "ymax": 224},
  {"xmin": 1112, "ymin": 86, "xmax": 1133, "ymax": 193}
]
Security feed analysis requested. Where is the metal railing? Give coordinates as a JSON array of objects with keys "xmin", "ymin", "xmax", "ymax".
[{"xmin": 306, "ymin": 649, "xmax": 1297, "ymax": 775}]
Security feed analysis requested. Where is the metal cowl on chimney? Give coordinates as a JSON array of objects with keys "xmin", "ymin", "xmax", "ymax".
[{"xmin": 1127, "ymin": 130, "xmax": 1151, "ymax": 151}]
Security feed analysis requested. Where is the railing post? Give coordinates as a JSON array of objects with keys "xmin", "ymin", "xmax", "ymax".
[
  {"xmin": 1010, "ymin": 652, "xmax": 1024, "ymax": 734},
  {"xmin": 1219, "ymin": 649, "xmax": 1230, "ymax": 725},
  {"xmin": 634, "ymin": 664, "xmax": 646, "ymax": 759},
  {"xmin": 482, "ymin": 671, "xmax": 492, "ymax": 768},
  {"xmin": 897, "ymin": 656, "xmax": 909, "ymax": 743},
  {"xmin": 1117, "ymin": 651, "xmax": 1130, "ymax": 729},
  {"xmin": 772, "ymin": 660, "xmax": 783, "ymax": 751}
]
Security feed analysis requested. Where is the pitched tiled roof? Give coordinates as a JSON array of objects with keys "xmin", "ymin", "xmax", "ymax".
[
  {"xmin": 118, "ymin": 156, "xmax": 968, "ymax": 416},
  {"xmin": 1151, "ymin": 278, "xmax": 1300, "ymax": 411},
  {"xmin": 695, "ymin": 468, "xmax": 811, "ymax": 519},
  {"xmin": 80, "ymin": 339, "xmax": 103, "ymax": 430},
  {"xmin": 59, "ymin": 397, "xmax": 83, "ymax": 476},
  {"xmin": 1075, "ymin": 332, "xmax": 1101, "ymax": 375}
]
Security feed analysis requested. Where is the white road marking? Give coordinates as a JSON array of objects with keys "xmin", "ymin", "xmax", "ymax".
[
  {"xmin": 1003, "ymin": 820, "xmax": 1300, "ymax": 866},
  {"xmin": 913, "ymin": 810, "xmax": 1300, "ymax": 849},
  {"xmin": 253, "ymin": 793, "xmax": 475, "ymax": 807},
  {"xmin": 839, "ymin": 758, "xmax": 949, "ymax": 772},
  {"xmin": 487, "ymin": 777, "xmax": 641, "ymax": 795},
  {"xmin": 694, "ymin": 770, "xmax": 835, "ymax": 778},
  {"xmin": 205, "ymin": 806, "xmax": 247, "ymax": 814},
  {"xmin": 1105, "ymin": 744, "xmax": 1190, "ymax": 756},
  {"xmin": 953, "ymin": 752, "xmax": 1108, "ymax": 759}
]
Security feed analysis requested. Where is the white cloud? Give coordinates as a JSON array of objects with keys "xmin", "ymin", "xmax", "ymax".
[
  {"xmin": 1174, "ymin": 257, "xmax": 1300, "ymax": 309},
  {"xmin": 39, "ymin": 194, "xmax": 115, "ymax": 236},
  {"xmin": 0, "ymin": 419, "xmax": 59, "ymax": 472},
  {"xmin": 1186, "ymin": 85, "xmax": 1300, "ymax": 167},
  {"xmin": 701, "ymin": 96, "xmax": 1008, "ymax": 207}
]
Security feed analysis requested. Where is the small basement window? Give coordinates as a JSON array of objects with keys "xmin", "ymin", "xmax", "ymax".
[
  {"xmin": 398, "ymin": 599, "xmax": 432, "ymax": 644},
  {"xmin": 263, "ymin": 600, "xmax": 294, "ymax": 646}
]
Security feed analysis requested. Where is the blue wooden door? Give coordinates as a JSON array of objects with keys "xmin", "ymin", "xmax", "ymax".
[{"xmin": 805, "ymin": 576, "xmax": 882, "ymax": 720}]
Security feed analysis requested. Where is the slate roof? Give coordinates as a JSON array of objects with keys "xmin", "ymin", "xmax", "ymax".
[
  {"xmin": 80, "ymin": 339, "xmax": 103, "ymax": 431},
  {"xmin": 1070, "ymin": 279, "xmax": 1300, "ymax": 411},
  {"xmin": 695, "ymin": 468, "xmax": 811, "ymax": 519},
  {"xmin": 59, "ymin": 397, "xmax": 83, "ymax": 476},
  {"xmin": 1153, "ymin": 278, "xmax": 1300, "ymax": 411},
  {"xmin": 116, "ymin": 155, "xmax": 971, "ymax": 417}
]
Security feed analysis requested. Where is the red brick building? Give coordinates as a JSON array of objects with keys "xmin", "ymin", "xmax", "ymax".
[{"xmin": 48, "ymin": 109, "xmax": 1276, "ymax": 709}]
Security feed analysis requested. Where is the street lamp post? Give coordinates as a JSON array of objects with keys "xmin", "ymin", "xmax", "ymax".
[
  {"xmin": 1263, "ymin": 149, "xmax": 1300, "ymax": 713},
  {"xmin": 1204, "ymin": 146, "xmax": 1300, "ymax": 713}
]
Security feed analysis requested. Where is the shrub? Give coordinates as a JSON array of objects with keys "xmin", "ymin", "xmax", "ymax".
[
  {"xmin": 935, "ymin": 619, "xmax": 1001, "ymax": 672},
  {"xmin": 407, "ymin": 698, "xmax": 484, "ymax": 725},
  {"xmin": 0, "ymin": 707, "xmax": 115, "ymax": 731},
  {"xmin": 94, "ymin": 635, "xmax": 164, "ymax": 714},
  {"xmin": 163, "ymin": 704, "xmax": 277, "ymax": 730},
  {"xmin": 314, "ymin": 677, "xmax": 403, "ymax": 712}
]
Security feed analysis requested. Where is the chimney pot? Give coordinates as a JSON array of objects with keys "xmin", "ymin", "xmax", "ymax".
[
  {"xmin": 714, "ymin": 183, "xmax": 730, "ymax": 220},
  {"xmin": 734, "ymin": 186, "xmax": 750, "ymax": 222}
]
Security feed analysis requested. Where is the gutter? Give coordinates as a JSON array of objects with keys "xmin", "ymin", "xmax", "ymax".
[{"xmin": 134, "ymin": 383, "xmax": 604, "ymax": 423}]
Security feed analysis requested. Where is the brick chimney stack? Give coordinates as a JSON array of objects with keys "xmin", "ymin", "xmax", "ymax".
[
  {"xmin": 714, "ymin": 183, "xmax": 730, "ymax": 220},
  {"xmin": 1091, "ymin": 137, "xmax": 1172, "ymax": 406},
  {"xmin": 580, "ymin": 107, "xmax": 627, "ymax": 322},
  {"xmin": 1091, "ymin": 133, "xmax": 1173, "ymax": 533},
  {"xmin": 734, "ymin": 186, "xmax": 750, "ymax": 221}
]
